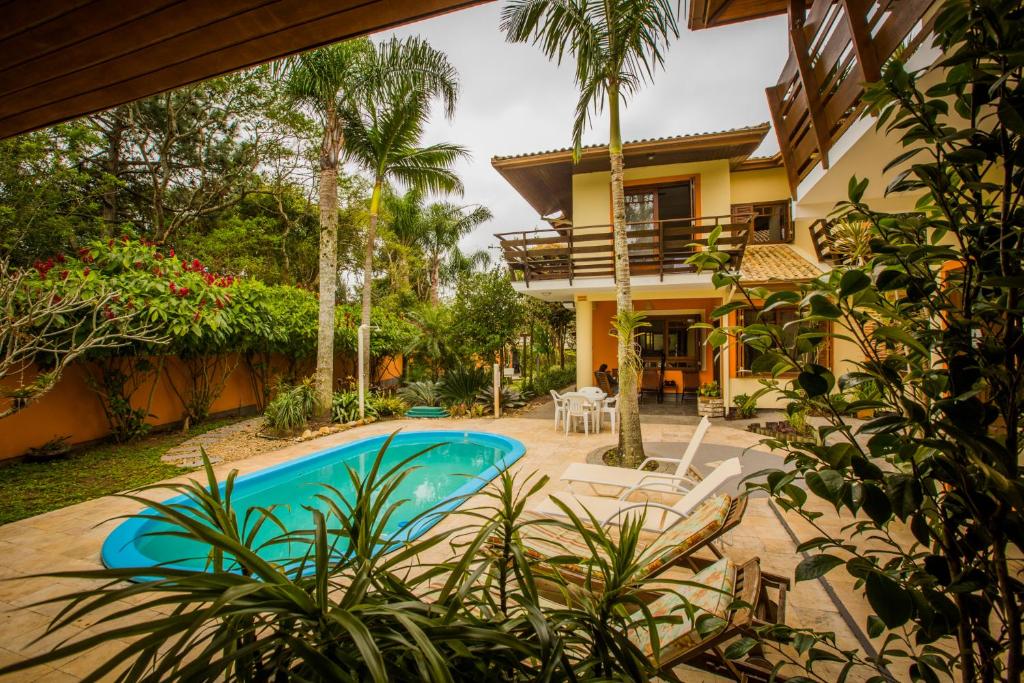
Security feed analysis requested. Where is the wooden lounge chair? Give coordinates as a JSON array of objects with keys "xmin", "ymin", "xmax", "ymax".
[
  {"xmin": 635, "ymin": 556, "xmax": 791, "ymax": 682},
  {"xmin": 560, "ymin": 416, "xmax": 711, "ymax": 496},
  {"xmin": 517, "ymin": 494, "xmax": 745, "ymax": 598},
  {"xmin": 531, "ymin": 457, "xmax": 742, "ymax": 532}
]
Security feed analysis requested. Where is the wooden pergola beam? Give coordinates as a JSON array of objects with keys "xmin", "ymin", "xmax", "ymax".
[{"xmin": 0, "ymin": 0, "xmax": 490, "ymax": 140}]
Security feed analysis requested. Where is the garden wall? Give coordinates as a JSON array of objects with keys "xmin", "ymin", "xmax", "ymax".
[{"xmin": 0, "ymin": 354, "xmax": 401, "ymax": 461}]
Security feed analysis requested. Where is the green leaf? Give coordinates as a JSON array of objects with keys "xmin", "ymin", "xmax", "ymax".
[
  {"xmin": 795, "ymin": 554, "xmax": 844, "ymax": 581},
  {"xmin": 838, "ymin": 270, "xmax": 871, "ymax": 297},
  {"xmin": 710, "ymin": 300, "xmax": 748, "ymax": 319},
  {"xmin": 799, "ymin": 370, "xmax": 830, "ymax": 397},
  {"xmin": 809, "ymin": 295, "xmax": 841, "ymax": 319},
  {"xmin": 723, "ymin": 637, "xmax": 759, "ymax": 660},
  {"xmin": 866, "ymin": 571, "xmax": 912, "ymax": 628}
]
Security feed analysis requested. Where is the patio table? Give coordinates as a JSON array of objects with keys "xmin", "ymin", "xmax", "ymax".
[{"xmin": 560, "ymin": 391, "xmax": 604, "ymax": 434}]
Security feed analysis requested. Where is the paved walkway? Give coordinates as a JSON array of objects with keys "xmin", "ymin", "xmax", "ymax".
[
  {"xmin": 160, "ymin": 417, "xmax": 275, "ymax": 466},
  {"xmin": 0, "ymin": 414, "xmax": 899, "ymax": 681}
]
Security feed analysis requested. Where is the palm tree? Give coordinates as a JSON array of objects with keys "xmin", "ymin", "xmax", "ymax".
[
  {"xmin": 277, "ymin": 37, "xmax": 459, "ymax": 416},
  {"xmin": 502, "ymin": 0, "xmax": 678, "ymax": 467},
  {"xmin": 422, "ymin": 202, "xmax": 493, "ymax": 304},
  {"xmin": 342, "ymin": 88, "xmax": 469, "ymax": 410}
]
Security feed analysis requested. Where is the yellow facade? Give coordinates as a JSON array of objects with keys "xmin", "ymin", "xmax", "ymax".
[{"xmin": 563, "ymin": 158, "xmax": 854, "ymax": 409}]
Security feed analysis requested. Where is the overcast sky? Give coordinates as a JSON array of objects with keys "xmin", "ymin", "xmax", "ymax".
[{"xmin": 378, "ymin": 3, "xmax": 789, "ymax": 256}]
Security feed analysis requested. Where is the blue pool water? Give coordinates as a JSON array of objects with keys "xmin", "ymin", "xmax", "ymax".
[{"xmin": 102, "ymin": 431, "xmax": 525, "ymax": 576}]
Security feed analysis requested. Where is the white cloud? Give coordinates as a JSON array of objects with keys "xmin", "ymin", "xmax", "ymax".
[{"xmin": 378, "ymin": 4, "xmax": 788, "ymax": 256}]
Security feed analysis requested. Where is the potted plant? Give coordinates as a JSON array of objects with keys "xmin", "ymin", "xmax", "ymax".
[{"xmin": 697, "ymin": 381, "xmax": 725, "ymax": 418}]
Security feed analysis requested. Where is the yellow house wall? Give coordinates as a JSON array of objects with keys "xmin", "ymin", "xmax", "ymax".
[
  {"xmin": 571, "ymin": 159, "xmax": 734, "ymax": 224},
  {"xmin": 729, "ymin": 167, "xmax": 789, "ymax": 204}
]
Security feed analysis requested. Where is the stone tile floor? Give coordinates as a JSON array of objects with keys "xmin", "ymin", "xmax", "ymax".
[{"xmin": 0, "ymin": 413, "xmax": 900, "ymax": 681}]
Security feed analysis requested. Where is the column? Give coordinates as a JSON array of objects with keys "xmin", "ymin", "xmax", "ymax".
[{"xmin": 575, "ymin": 297, "xmax": 593, "ymax": 388}]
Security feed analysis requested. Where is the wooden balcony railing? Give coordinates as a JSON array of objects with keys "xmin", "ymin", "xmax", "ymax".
[
  {"xmin": 495, "ymin": 215, "xmax": 753, "ymax": 287},
  {"xmin": 768, "ymin": 0, "xmax": 933, "ymax": 195}
]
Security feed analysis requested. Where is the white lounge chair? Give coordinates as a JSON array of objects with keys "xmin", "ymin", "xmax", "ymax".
[
  {"xmin": 531, "ymin": 457, "xmax": 742, "ymax": 533},
  {"xmin": 560, "ymin": 417, "xmax": 711, "ymax": 496}
]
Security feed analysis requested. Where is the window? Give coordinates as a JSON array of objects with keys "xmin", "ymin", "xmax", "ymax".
[
  {"xmin": 635, "ymin": 314, "xmax": 704, "ymax": 370},
  {"xmin": 737, "ymin": 306, "xmax": 830, "ymax": 373},
  {"xmin": 731, "ymin": 200, "xmax": 792, "ymax": 243}
]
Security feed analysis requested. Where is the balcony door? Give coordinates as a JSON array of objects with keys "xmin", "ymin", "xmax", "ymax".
[{"xmin": 624, "ymin": 181, "xmax": 695, "ymax": 271}]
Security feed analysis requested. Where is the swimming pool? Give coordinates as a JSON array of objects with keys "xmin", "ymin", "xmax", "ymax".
[{"xmin": 102, "ymin": 431, "xmax": 526, "ymax": 576}]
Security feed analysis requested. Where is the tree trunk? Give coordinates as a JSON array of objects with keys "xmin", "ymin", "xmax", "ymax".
[
  {"xmin": 361, "ymin": 181, "xmax": 383, "ymax": 410},
  {"xmin": 430, "ymin": 259, "xmax": 441, "ymax": 306},
  {"xmin": 609, "ymin": 86, "xmax": 645, "ymax": 467},
  {"xmin": 314, "ymin": 108, "xmax": 342, "ymax": 418},
  {"xmin": 101, "ymin": 108, "xmax": 125, "ymax": 235}
]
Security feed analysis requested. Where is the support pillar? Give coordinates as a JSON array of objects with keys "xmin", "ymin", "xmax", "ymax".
[{"xmin": 575, "ymin": 298, "xmax": 593, "ymax": 389}]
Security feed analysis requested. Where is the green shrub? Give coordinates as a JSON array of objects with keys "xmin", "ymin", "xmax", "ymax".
[
  {"xmin": 477, "ymin": 384, "xmax": 529, "ymax": 411},
  {"xmin": 397, "ymin": 380, "xmax": 441, "ymax": 407},
  {"xmin": 523, "ymin": 365, "xmax": 575, "ymax": 397},
  {"xmin": 263, "ymin": 378, "xmax": 317, "ymax": 434},
  {"xmin": 367, "ymin": 395, "xmax": 406, "ymax": 417},
  {"xmin": 732, "ymin": 393, "xmax": 756, "ymax": 419},
  {"xmin": 439, "ymin": 365, "xmax": 489, "ymax": 407}
]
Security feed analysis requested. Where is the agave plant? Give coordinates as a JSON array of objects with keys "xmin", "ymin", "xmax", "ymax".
[
  {"xmin": 438, "ymin": 365, "xmax": 489, "ymax": 407},
  {"xmin": 0, "ymin": 434, "xmax": 699, "ymax": 681},
  {"xmin": 397, "ymin": 380, "xmax": 441, "ymax": 407},
  {"xmin": 331, "ymin": 391, "xmax": 379, "ymax": 423}
]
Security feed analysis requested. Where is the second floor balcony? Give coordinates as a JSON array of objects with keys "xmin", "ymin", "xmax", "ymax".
[{"xmin": 496, "ymin": 215, "xmax": 754, "ymax": 287}]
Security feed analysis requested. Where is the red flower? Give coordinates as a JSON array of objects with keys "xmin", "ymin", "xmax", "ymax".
[
  {"xmin": 52, "ymin": 294, "xmax": 62, "ymax": 304},
  {"xmin": 155, "ymin": 253, "xmax": 164, "ymax": 261},
  {"xmin": 169, "ymin": 282, "xmax": 177, "ymax": 292},
  {"xmin": 83, "ymin": 267, "xmax": 90, "ymax": 276},
  {"xmin": 178, "ymin": 287, "xmax": 190, "ymax": 298},
  {"xmin": 192, "ymin": 258, "xmax": 201, "ymax": 270},
  {"xmin": 55, "ymin": 254, "xmax": 66, "ymax": 264},
  {"xmin": 169, "ymin": 249, "xmax": 175, "ymax": 258},
  {"xmin": 60, "ymin": 270, "xmax": 69, "ymax": 280},
  {"xmin": 193, "ymin": 311, "xmax": 201, "ymax": 322}
]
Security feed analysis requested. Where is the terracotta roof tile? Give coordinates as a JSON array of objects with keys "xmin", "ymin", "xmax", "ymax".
[
  {"xmin": 491, "ymin": 124, "xmax": 770, "ymax": 162},
  {"xmin": 740, "ymin": 244, "xmax": 822, "ymax": 283}
]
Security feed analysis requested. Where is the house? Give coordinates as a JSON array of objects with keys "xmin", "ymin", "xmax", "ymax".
[{"xmin": 493, "ymin": 0, "xmax": 941, "ymax": 411}]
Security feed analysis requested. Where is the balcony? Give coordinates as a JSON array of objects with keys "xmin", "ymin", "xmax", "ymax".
[
  {"xmin": 495, "ymin": 215, "xmax": 753, "ymax": 287},
  {"xmin": 767, "ymin": 0, "xmax": 933, "ymax": 195}
]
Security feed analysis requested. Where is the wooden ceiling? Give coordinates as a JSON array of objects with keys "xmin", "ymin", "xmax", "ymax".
[
  {"xmin": 0, "ymin": 0, "xmax": 489, "ymax": 140},
  {"xmin": 492, "ymin": 125, "xmax": 771, "ymax": 219},
  {"xmin": 687, "ymin": 0, "xmax": 786, "ymax": 30}
]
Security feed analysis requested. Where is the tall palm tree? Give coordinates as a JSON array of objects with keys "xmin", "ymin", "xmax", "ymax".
[
  {"xmin": 342, "ymin": 89, "xmax": 469, "ymax": 408},
  {"xmin": 422, "ymin": 202, "xmax": 493, "ymax": 304},
  {"xmin": 277, "ymin": 37, "xmax": 459, "ymax": 415},
  {"xmin": 502, "ymin": 0, "xmax": 678, "ymax": 467}
]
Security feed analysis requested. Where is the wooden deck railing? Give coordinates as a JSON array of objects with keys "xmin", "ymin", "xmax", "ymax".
[
  {"xmin": 768, "ymin": 0, "xmax": 933, "ymax": 195},
  {"xmin": 495, "ymin": 215, "xmax": 753, "ymax": 286}
]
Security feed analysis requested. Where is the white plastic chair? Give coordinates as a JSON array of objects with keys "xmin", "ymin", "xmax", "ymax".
[
  {"xmin": 550, "ymin": 390, "xmax": 567, "ymax": 429},
  {"xmin": 599, "ymin": 395, "xmax": 619, "ymax": 433},
  {"xmin": 563, "ymin": 394, "xmax": 597, "ymax": 435}
]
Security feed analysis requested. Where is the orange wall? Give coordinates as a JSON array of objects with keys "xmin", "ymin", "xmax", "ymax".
[
  {"xmin": 590, "ymin": 297, "xmax": 722, "ymax": 388},
  {"xmin": 0, "ymin": 353, "xmax": 403, "ymax": 461}
]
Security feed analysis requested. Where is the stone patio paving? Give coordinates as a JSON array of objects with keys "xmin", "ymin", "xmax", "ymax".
[{"xmin": 0, "ymin": 411, "xmax": 897, "ymax": 681}]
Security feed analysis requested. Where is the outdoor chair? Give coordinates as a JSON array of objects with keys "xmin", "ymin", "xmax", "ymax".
[
  {"xmin": 559, "ymin": 417, "xmax": 711, "ymax": 496},
  {"xmin": 599, "ymin": 395, "xmax": 618, "ymax": 433},
  {"xmin": 510, "ymin": 494, "xmax": 744, "ymax": 599},
  {"xmin": 550, "ymin": 390, "xmax": 567, "ymax": 430},
  {"xmin": 562, "ymin": 393, "xmax": 598, "ymax": 435},
  {"xmin": 531, "ymin": 457, "xmax": 742, "ymax": 532},
  {"xmin": 634, "ymin": 556, "xmax": 790, "ymax": 682},
  {"xmin": 595, "ymin": 371, "xmax": 616, "ymax": 396}
]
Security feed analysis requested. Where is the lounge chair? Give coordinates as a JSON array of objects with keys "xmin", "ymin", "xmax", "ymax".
[
  {"xmin": 634, "ymin": 556, "xmax": 790, "ymax": 682},
  {"xmin": 560, "ymin": 417, "xmax": 711, "ymax": 496},
  {"xmin": 531, "ymin": 457, "xmax": 742, "ymax": 532},
  {"xmin": 516, "ymin": 493, "xmax": 744, "ymax": 597}
]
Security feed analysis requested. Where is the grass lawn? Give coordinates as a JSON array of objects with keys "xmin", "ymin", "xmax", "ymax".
[{"xmin": 0, "ymin": 418, "xmax": 239, "ymax": 525}]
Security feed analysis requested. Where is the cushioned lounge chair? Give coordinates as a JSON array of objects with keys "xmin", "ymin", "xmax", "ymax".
[
  {"xmin": 560, "ymin": 417, "xmax": 711, "ymax": 496},
  {"xmin": 517, "ymin": 493, "xmax": 745, "ymax": 598},
  {"xmin": 531, "ymin": 457, "xmax": 742, "ymax": 532},
  {"xmin": 634, "ymin": 556, "xmax": 791, "ymax": 682}
]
